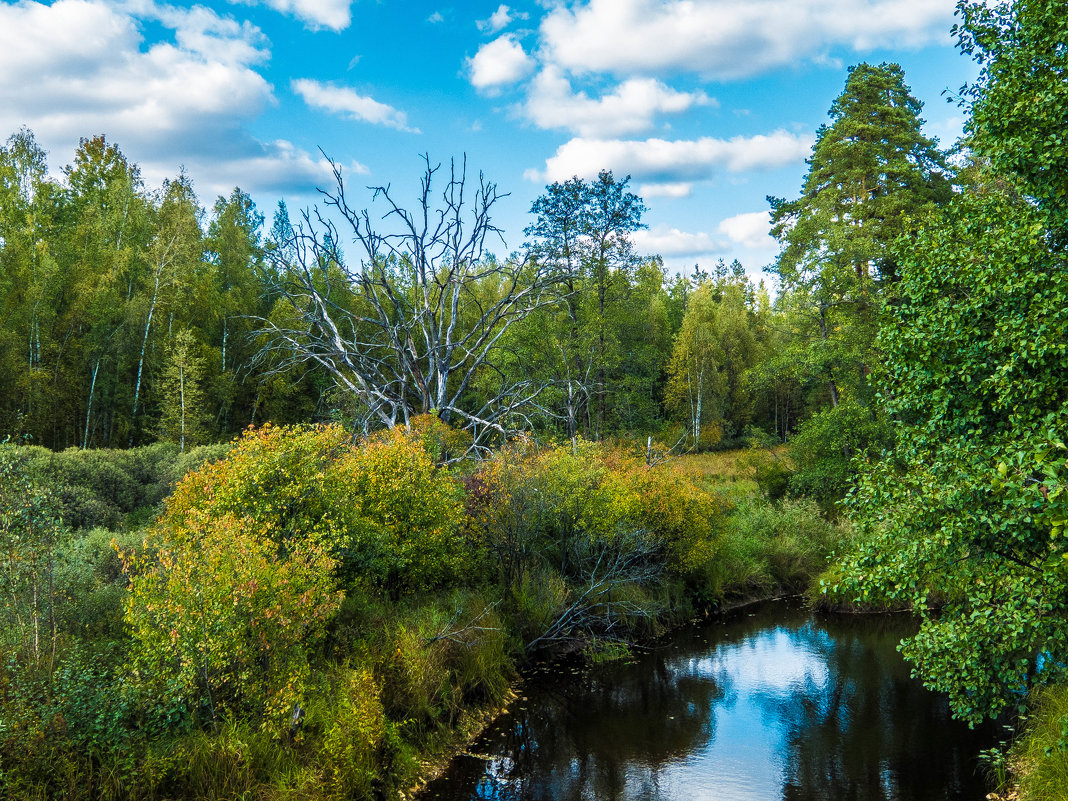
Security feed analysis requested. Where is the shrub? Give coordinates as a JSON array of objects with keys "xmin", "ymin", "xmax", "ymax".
[
  {"xmin": 123, "ymin": 509, "xmax": 343, "ymax": 731},
  {"xmin": 788, "ymin": 400, "xmax": 893, "ymax": 507},
  {"xmin": 317, "ymin": 667, "xmax": 385, "ymax": 800},
  {"xmin": 719, "ymin": 496, "xmax": 849, "ymax": 598},
  {"xmin": 467, "ymin": 439, "xmax": 729, "ymax": 640},
  {"xmin": 335, "ymin": 428, "xmax": 466, "ymax": 594}
]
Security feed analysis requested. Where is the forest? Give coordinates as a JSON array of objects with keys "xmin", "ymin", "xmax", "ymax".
[{"xmin": 2, "ymin": 0, "xmax": 1067, "ymax": 798}]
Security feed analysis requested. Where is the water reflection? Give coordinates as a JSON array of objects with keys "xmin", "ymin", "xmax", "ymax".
[{"xmin": 420, "ymin": 602, "xmax": 996, "ymax": 801}]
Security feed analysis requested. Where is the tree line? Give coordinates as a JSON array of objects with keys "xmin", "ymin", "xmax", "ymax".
[
  {"xmin": 0, "ymin": 133, "xmax": 324, "ymax": 450},
  {"xmin": 1, "ymin": 57, "xmax": 953, "ymax": 497}
]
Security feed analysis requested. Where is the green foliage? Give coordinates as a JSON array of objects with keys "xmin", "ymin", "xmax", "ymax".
[
  {"xmin": 145, "ymin": 422, "xmax": 467, "ymax": 598},
  {"xmin": 839, "ymin": 186, "xmax": 1068, "ymax": 724},
  {"xmin": 315, "ymin": 667, "xmax": 385, "ymax": 799},
  {"xmin": 768, "ymin": 62, "xmax": 952, "ymax": 417},
  {"xmin": 745, "ymin": 449, "xmax": 793, "ymax": 501},
  {"xmin": 717, "ymin": 496, "xmax": 850, "ymax": 599},
  {"xmin": 0, "ymin": 131, "xmax": 327, "ymax": 451},
  {"xmin": 957, "ymin": 0, "xmax": 1068, "ymax": 231},
  {"xmin": 124, "ymin": 506, "xmax": 343, "ymax": 730},
  {"xmin": 7, "ymin": 441, "xmax": 226, "ymax": 530},
  {"xmin": 665, "ymin": 279, "xmax": 761, "ymax": 447},
  {"xmin": 788, "ymin": 400, "xmax": 893, "ymax": 507},
  {"xmin": 157, "ymin": 329, "xmax": 210, "ymax": 451},
  {"xmin": 336, "ymin": 428, "xmax": 467, "ymax": 594},
  {"xmin": 0, "ymin": 442, "xmax": 67, "ymax": 670},
  {"xmin": 468, "ymin": 439, "xmax": 730, "ymax": 618},
  {"xmin": 522, "ymin": 172, "xmax": 669, "ymax": 439}
]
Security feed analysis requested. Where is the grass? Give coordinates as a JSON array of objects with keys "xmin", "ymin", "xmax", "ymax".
[
  {"xmin": 671, "ymin": 447, "xmax": 777, "ymax": 497},
  {"xmin": 1011, "ymin": 683, "xmax": 1068, "ymax": 801}
]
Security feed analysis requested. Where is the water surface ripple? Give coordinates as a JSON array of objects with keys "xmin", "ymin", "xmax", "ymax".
[{"xmin": 420, "ymin": 601, "xmax": 996, "ymax": 801}]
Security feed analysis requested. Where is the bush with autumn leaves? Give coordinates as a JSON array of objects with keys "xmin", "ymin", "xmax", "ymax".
[
  {"xmin": 1, "ymin": 420, "xmax": 833, "ymax": 798},
  {"xmin": 121, "ymin": 422, "xmax": 467, "ymax": 731},
  {"xmin": 120, "ymin": 422, "xmax": 736, "ymax": 734}
]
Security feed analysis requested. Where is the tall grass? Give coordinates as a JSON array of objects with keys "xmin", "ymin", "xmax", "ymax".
[
  {"xmin": 715, "ymin": 496, "xmax": 850, "ymax": 599},
  {"xmin": 1012, "ymin": 683, "xmax": 1068, "ymax": 801}
]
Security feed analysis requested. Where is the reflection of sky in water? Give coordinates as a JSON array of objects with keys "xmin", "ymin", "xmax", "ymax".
[
  {"xmin": 421, "ymin": 604, "xmax": 995, "ymax": 801},
  {"xmin": 629, "ymin": 627, "xmax": 832, "ymax": 801}
]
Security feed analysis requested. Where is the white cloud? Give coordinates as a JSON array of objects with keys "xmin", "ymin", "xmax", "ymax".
[
  {"xmin": 633, "ymin": 225, "xmax": 726, "ymax": 258},
  {"xmin": 239, "ymin": 0, "xmax": 353, "ymax": 31},
  {"xmin": 292, "ymin": 79, "xmax": 419, "ymax": 132},
  {"xmin": 467, "ymin": 34, "xmax": 535, "ymax": 91},
  {"xmin": 540, "ymin": 0, "xmax": 954, "ymax": 79},
  {"xmin": 145, "ymin": 141, "xmax": 367, "ymax": 200},
  {"xmin": 638, "ymin": 182, "xmax": 693, "ymax": 198},
  {"xmin": 526, "ymin": 130, "xmax": 813, "ymax": 184},
  {"xmin": 520, "ymin": 66, "xmax": 713, "ymax": 137},
  {"xmin": 717, "ymin": 211, "xmax": 774, "ymax": 250},
  {"xmin": 0, "ymin": 0, "xmax": 340, "ymax": 198},
  {"xmin": 427, "ymin": 10, "xmax": 444, "ymax": 23},
  {"xmin": 0, "ymin": 0, "xmax": 269, "ymax": 150},
  {"xmin": 477, "ymin": 3, "xmax": 526, "ymax": 33}
]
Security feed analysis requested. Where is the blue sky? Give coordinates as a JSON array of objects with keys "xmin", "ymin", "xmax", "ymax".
[{"xmin": 0, "ymin": 0, "xmax": 977, "ymax": 279}]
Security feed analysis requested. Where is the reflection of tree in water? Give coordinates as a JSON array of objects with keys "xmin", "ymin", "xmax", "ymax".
[
  {"xmin": 425, "ymin": 641, "xmax": 726, "ymax": 801},
  {"xmin": 745, "ymin": 613, "xmax": 995, "ymax": 801},
  {"xmin": 420, "ymin": 602, "xmax": 996, "ymax": 801}
]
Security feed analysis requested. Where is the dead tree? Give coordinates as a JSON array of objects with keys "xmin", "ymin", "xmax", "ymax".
[
  {"xmin": 256, "ymin": 155, "xmax": 566, "ymax": 451},
  {"xmin": 524, "ymin": 531, "xmax": 664, "ymax": 654}
]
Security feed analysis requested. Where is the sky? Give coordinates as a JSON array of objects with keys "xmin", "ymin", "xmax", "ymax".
[{"xmin": 0, "ymin": 0, "xmax": 979, "ymax": 281}]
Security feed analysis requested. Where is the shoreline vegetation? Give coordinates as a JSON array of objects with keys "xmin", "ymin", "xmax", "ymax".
[
  {"xmin": 0, "ymin": 430, "xmax": 851, "ymax": 800},
  {"xmin": 3, "ymin": 2, "xmax": 1068, "ymax": 797}
]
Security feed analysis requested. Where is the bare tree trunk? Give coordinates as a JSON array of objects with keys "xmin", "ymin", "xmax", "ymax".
[
  {"xmin": 83, "ymin": 357, "xmax": 100, "ymax": 449},
  {"xmin": 131, "ymin": 247, "xmax": 171, "ymax": 444},
  {"xmin": 179, "ymin": 362, "xmax": 186, "ymax": 452}
]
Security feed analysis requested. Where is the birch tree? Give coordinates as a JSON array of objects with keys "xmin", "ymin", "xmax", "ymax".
[
  {"xmin": 158, "ymin": 329, "xmax": 208, "ymax": 451},
  {"xmin": 665, "ymin": 285, "xmax": 725, "ymax": 448}
]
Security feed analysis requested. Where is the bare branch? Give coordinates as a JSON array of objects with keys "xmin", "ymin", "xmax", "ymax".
[{"xmin": 252, "ymin": 155, "xmax": 570, "ymax": 441}]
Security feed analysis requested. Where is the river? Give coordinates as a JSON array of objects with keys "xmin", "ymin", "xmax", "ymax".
[{"xmin": 419, "ymin": 600, "xmax": 998, "ymax": 801}]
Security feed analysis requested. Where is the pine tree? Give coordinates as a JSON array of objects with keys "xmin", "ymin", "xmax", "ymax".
[{"xmin": 768, "ymin": 62, "xmax": 952, "ymax": 408}]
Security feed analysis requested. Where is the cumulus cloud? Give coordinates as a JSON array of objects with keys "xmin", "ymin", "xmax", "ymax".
[
  {"xmin": 0, "ymin": 0, "xmax": 269, "ymax": 151},
  {"xmin": 540, "ymin": 0, "xmax": 954, "ymax": 79},
  {"xmin": 427, "ymin": 10, "xmax": 444, "ymax": 23},
  {"xmin": 526, "ymin": 130, "xmax": 813, "ymax": 184},
  {"xmin": 520, "ymin": 66, "xmax": 713, "ymax": 137},
  {"xmin": 632, "ymin": 225, "xmax": 726, "ymax": 258},
  {"xmin": 477, "ymin": 4, "xmax": 526, "ymax": 33},
  {"xmin": 717, "ymin": 211, "xmax": 775, "ymax": 250},
  {"xmin": 0, "ymin": 0, "xmax": 343, "ymax": 197},
  {"xmin": 292, "ymin": 79, "xmax": 419, "ymax": 132},
  {"xmin": 638, "ymin": 182, "xmax": 694, "ymax": 198},
  {"xmin": 467, "ymin": 34, "xmax": 535, "ymax": 91},
  {"xmin": 239, "ymin": 0, "xmax": 353, "ymax": 31}
]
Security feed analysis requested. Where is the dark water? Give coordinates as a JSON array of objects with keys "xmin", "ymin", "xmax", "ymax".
[{"xmin": 420, "ymin": 601, "xmax": 998, "ymax": 801}]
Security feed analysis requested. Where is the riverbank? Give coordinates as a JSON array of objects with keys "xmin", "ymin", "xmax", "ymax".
[
  {"xmin": 0, "ymin": 434, "xmax": 848, "ymax": 800},
  {"xmin": 418, "ymin": 599, "xmax": 997, "ymax": 801},
  {"xmin": 985, "ymin": 682, "xmax": 1068, "ymax": 801}
]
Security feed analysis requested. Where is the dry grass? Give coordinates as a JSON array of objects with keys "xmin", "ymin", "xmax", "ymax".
[{"xmin": 668, "ymin": 447, "xmax": 789, "ymax": 498}]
